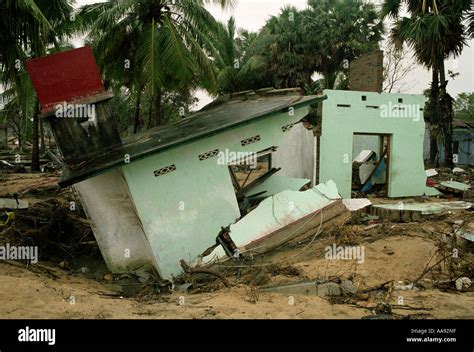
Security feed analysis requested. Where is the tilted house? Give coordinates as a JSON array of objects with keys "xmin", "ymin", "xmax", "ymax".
[
  {"xmin": 65, "ymin": 90, "xmax": 326, "ymax": 278},
  {"xmin": 26, "ymin": 47, "xmax": 332, "ymax": 278}
]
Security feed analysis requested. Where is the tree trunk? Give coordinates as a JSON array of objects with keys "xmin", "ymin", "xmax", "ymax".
[
  {"xmin": 325, "ymin": 70, "xmax": 336, "ymax": 89},
  {"xmin": 429, "ymin": 131, "xmax": 438, "ymax": 167},
  {"xmin": 428, "ymin": 60, "xmax": 440, "ymax": 166},
  {"xmin": 443, "ymin": 119, "xmax": 454, "ymax": 168},
  {"xmin": 39, "ymin": 118, "xmax": 45, "ymax": 154},
  {"xmin": 439, "ymin": 59, "xmax": 446, "ymax": 87},
  {"xmin": 149, "ymin": 89, "xmax": 162, "ymax": 128},
  {"xmin": 133, "ymin": 88, "xmax": 142, "ymax": 134},
  {"xmin": 17, "ymin": 125, "xmax": 22, "ymax": 150},
  {"xmin": 147, "ymin": 93, "xmax": 154, "ymax": 130},
  {"xmin": 31, "ymin": 100, "xmax": 40, "ymax": 172},
  {"xmin": 439, "ymin": 59, "xmax": 454, "ymax": 168}
]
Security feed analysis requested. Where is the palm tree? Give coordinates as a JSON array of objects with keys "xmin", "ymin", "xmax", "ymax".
[
  {"xmin": 214, "ymin": 17, "xmax": 241, "ymax": 94},
  {"xmin": 303, "ymin": 0, "xmax": 383, "ymax": 90},
  {"xmin": 0, "ymin": 0, "xmax": 75, "ymax": 171},
  {"xmin": 263, "ymin": 6, "xmax": 315, "ymax": 90},
  {"xmin": 382, "ymin": 0, "xmax": 471, "ymax": 167},
  {"xmin": 78, "ymin": 0, "xmax": 235, "ymax": 129},
  {"xmin": 213, "ymin": 17, "xmax": 265, "ymax": 94}
]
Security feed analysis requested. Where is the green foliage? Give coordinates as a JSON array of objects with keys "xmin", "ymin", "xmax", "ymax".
[
  {"xmin": 304, "ymin": 0, "xmax": 383, "ymax": 89},
  {"xmin": 0, "ymin": 0, "xmax": 75, "ymax": 154},
  {"xmin": 78, "ymin": 0, "xmax": 234, "ymax": 128},
  {"xmin": 383, "ymin": 0, "xmax": 472, "ymax": 167},
  {"xmin": 236, "ymin": 1, "xmax": 383, "ymax": 93},
  {"xmin": 107, "ymin": 87, "xmax": 197, "ymax": 136},
  {"xmin": 381, "ymin": 0, "xmax": 471, "ymax": 68},
  {"xmin": 212, "ymin": 17, "xmax": 267, "ymax": 94},
  {"xmin": 454, "ymin": 92, "xmax": 474, "ymax": 122}
]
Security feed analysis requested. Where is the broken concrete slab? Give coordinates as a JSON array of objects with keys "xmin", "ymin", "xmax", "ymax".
[
  {"xmin": 314, "ymin": 180, "xmax": 341, "ymax": 200},
  {"xmin": 374, "ymin": 201, "xmax": 472, "ymax": 214},
  {"xmin": 437, "ymin": 181, "xmax": 471, "ymax": 194},
  {"xmin": 370, "ymin": 201, "xmax": 472, "ymax": 222},
  {"xmin": 455, "ymin": 277, "xmax": 471, "ymax": 291},
  {"xmin": 425, "ymin": 169, "xmax": 438, "ymax": 177},
  {"xmin": 340, "ymin": 280, "xmax": 357, "ymax": 295},
  {"xmin": 424, "ymin": 187, "xmax": 442, "ymax": 196},
  {"xmin": 261, "ymin": 280, "xmax": 343, "ymax": 297},
  {"xmin": 453, "ymin": 221, "xmax": 474, "ymax": 242},
  {"xmin": 393, "ymin": 282, "xmax": 419, "ymax": 291},
  {"xmin": 453, "ymin": 167, "xmax": 465, "ymax": 174},
  {"xmin": 0, "ymin": 198, "xmax": 28, "ymax": 210},
  {"xmin": 343, "ymin": 198, "xmax": 372, "ymax": 211},
  {"xmin": 455, "ymin": 230, "xmax": 474, "ymax": 243},
  {"xmin": 316, "ymin": 282, "xmax": 342, "ymax": 297},
  {"xmin": 261, "ymin": 281, "xmax": 318, "ymax": 295},
  {"xmin": 203, "ymin": 180, "xmax": 347, "ymax": 261}
]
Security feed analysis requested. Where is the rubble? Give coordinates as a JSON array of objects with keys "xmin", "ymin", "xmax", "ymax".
[
  {"xmin": 2, "ymin": 47, "xmax": 469, "ymax": 320},
  {"xmin": 453, "ymin": 167, "xmax": 465, "ymax": 174},
  {"xmin": 437, "ymin": 180, "xmax": 471, "ymax": 195},
  {"xmin": 0, "ymin": 198, "xmax": 28, "ymax": 210},
  {"xmin": 342, "ymin": 198, "xmax": 372, "ymax": 211},
  {"xmin": 202, "ymin": 180, "xmax": 348, "ymax": 261},
  {"xmin": 369, "ymin": 201, "xmax": 472, "ymax": 222},
  {"xmin": 0, "ymin": 198, "xmax": 97, "ymax": 262},
  {"xmin": 260, "ymin": 279, "xmax": 353, "ymax": 297},
  {"xmin": 453, "ymin": 221, "xmax": 474, "ymax": 243},
  {"xmin": 425, "ymin": 169, "xmax": 438, "ymax": 177},
  {"xmin": 455, "ymin": 277, "xmax": 471, "ymax": 291}
]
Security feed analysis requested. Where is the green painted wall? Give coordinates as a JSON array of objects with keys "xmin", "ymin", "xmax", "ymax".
[
  {"xmin": 121, "ymin": 106, "xmax": 310, "ymax": 278},
  {"xmin": 319, "ymin": 89, "xmax": 435, "ymax": 199}
]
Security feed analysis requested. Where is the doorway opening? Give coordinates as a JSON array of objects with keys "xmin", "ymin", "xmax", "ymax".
[{"xmin": 351, "ymin": 133, "xmax": 391, "ymax": 198}]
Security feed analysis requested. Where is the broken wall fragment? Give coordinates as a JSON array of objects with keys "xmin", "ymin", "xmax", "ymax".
[{"xmin": 203, "ymin": 180, "xmax": 347, "ymax": 261}]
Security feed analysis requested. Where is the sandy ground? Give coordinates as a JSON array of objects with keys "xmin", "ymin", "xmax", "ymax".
[
  {"xmin": 0, "ymin": 233, "xmax": 472, "ymax": 319},
  {"xmin": 0, "ymin": 173, "xmax": 473, "ymax": 319},
  {"xmin": 0, "ymin": 173, "xmax": 59, "ymax": 196}
]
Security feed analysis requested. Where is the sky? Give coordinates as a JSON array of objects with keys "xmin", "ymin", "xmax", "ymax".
[{"xmin": 75, "ymin": 0, "xmax": 474, "ymax": 108}]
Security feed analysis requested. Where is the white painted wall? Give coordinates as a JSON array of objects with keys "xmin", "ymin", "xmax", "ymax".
[
  {"xmin": 272, "ymin": 124, "xmax": 315, "ymax": 181},
  {"xmin": 75, "ymin": 169, "xmax": 157, "ymax": 273}
]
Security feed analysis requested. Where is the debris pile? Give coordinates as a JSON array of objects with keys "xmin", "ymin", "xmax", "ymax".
[
  {"xmin": 425, "ymin": 166, "xmax": 473, "ymax": 199},
  {"xmin": 0, "ymin": 198, "xmax": 98, "ymax": 262}
]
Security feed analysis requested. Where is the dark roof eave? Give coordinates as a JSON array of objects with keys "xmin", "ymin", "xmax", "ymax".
[{"xmin": 58, "ymin": 94, "xmax": 326, "ymax": 188}]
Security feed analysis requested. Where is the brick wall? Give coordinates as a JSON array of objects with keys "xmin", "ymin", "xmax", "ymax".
[{"xmin": 348, "ymin": 50, "xmax": 384, "ymax": 93}]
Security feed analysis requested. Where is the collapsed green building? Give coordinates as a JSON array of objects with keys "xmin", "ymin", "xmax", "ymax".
[{"xmin": 26, "ymin": 47, "xmax": 437, "ymax": 279}]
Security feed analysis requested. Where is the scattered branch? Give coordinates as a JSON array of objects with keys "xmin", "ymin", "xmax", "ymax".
[{"xmin": 180, "ymin": 259, "xmax": 231, "ymax": 287}]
